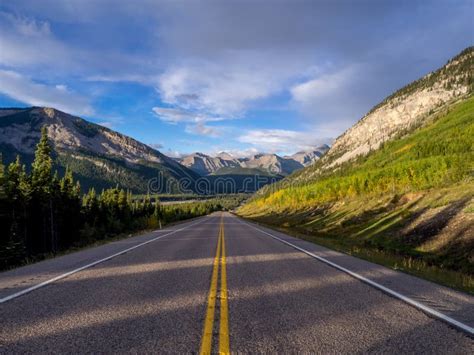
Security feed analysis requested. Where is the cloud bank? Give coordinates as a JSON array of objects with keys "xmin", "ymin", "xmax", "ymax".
[
  {"xmin": 0, "ymin": 70, "xmax": 93, "ymax": 115},
  {"xmin": 0, "ymin": 0, "xmax": 472, "ymax": 154}
]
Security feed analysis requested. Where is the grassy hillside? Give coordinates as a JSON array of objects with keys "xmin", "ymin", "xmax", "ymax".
[{"xmin": 238, "ymin": 96, "xmax": 474, "ymax": 292}]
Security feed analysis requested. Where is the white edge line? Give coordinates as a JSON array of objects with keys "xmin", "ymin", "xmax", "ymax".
[
  {"xmin": 0, "ymin": 217, "xmax": 208, "ymax": 304},
  {"xmin": 236, "ymin": 217, "xmax": 474, "ymax": 336}
]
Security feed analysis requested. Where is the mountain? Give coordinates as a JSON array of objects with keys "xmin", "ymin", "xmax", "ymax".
[
  {"xmin": 287, "ymin": 145, "xmax": 330, "ymax": 166},
  {"xmin": 212, "ymin": 166, "xmax": 280, "ymax": 176},
  {"xmin": 240, "ymin": 153, "xmax": 303, "ymax": 175},
  {"xmin": 215, "ymin": 152, "xmax": 237, "ymax": 161},
  {"xmin": 238, "ymin": 47, "xmax": 474, "ymax": 291},
  {"xmin": 0, "ymin": 107, "xmax": 200, "ymax": 193},
  {"xmin": 178, "ymin": 149, "xmax": 328, "ymax": 176},
  {"xmin": 242, "ymin": 46, "xmax": 473, "ymax": 205},
  {"xmin": 322, "ymin": 46, "xmax": 473, "ymax": 170},
  {"xmin": 177, "ymin": 152, "xmax": 240, "ymax": 176}
]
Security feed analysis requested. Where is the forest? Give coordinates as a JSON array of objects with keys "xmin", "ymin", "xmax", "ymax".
[{"xmin": 0, "ymin": 128, "xmax": 239, "ymax": 270}]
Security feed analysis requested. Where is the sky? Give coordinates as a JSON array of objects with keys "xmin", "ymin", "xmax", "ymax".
[{"xmin": 0, "ymin": 0, "xmax": 472, "ymax": 157}]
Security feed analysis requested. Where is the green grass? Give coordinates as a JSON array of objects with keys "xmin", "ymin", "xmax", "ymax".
[
  {"xmin": 242, "ymin": 96, "xmax": 473, "ymax": 213},
  {"xmin": 239, "ymin": 97, "xmax": 474, "ymax": 293},
  {"xmin": 240, "ymin": 184, "xmax": 474, "ymax": 294}
]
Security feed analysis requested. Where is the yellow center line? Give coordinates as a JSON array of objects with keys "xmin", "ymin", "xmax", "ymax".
[
  {"xmin": 199, "ymin": 213, "xmax": 230, "ymax": 355},
  {"xmin": 219, "ymin": 216, "xmax": 230, "ymax": 354},
  {"xmin": 200, "ymin": 217, "xmax": 222, "ymax": 355}
]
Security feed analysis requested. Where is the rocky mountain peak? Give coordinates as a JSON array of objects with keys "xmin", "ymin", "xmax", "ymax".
[
  {"xmin": 177, "ymin": 148, "xmax": 329, "ymax": 176},
  {"xmin": 322, "ymin": 47, "xmax": 473, "ymax": 169},
  {"xmin": 42, "ymin": 107, "xmax": 57, "ymax": 118},
  {"xmin": 289, "ymin": 145, "xmax": 331, "ymax": 166}
]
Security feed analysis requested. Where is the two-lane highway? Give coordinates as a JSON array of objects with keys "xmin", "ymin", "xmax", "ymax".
[{"xmin": 0, "ymin": 212, "xmax": 472, "ymax": 353}]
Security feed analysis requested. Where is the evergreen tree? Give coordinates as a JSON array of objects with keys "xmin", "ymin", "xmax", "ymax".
[
  {"xmin": 0, "ymin": 155, "xmax": 9, "ymax": 266},
  {"xmin": 0, "ymin": 129, "xmax": 227, "ymax": 269},
  {"xmin": 83, "ymin": 188, "xmax": 97, "ymax": 211},
  {"xmin": 60, "ymin": 167, "xmax": 72, "ymax": 194},
  {"xmin": 31, "ymin": 126, "xmax": 53, "ymax": 195},
  {"xmin": 2, "ymin": 156, "xmax": 29, "ymax": 265},
  {"xmin": 6, "ymin": 156, "xmax": 28, "ymax": 201},
  {"xmin": 118, "ymin": 189, "xmax": 128, "ymax": 210},
  {"xmin": 0, "ymin": 154, "xmax": 5, "ymax": 199},
  {"xmin": 30, "ymin": 127, "xmax": 56, "ymax": 253}
]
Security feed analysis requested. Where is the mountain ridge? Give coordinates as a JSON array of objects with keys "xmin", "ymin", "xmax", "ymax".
[
  {"xmin": 238, "ymin": 47, "xmax": 474, "ymax": 285},
  {"xmin": 324, "ymin": 46, "xmax": 473, "ymax": 169},
  {"xmin": 0, "ymin": 106, "xmax": 200, "ymax": 193},
  {"xmin": 177, "ymin": 145, "xmax": 329, "ymax": 176},
  {"xmin": 285, "ymin": 46, "xmax": 473, "ymax": 184}
]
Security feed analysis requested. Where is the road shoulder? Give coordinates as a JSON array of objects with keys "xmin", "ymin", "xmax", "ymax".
[
  {"xmin": 0, "ymin": 215, "xmax": 212, "ymax": 301},
  {"xmin": 234, "ymin": 214, "xmax": 474, "ymax": 331}
]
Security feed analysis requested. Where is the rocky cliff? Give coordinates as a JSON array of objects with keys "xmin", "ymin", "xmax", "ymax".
[{"xmin": 324, "ymin": 47, "xmax": 472, "ymax": 169}]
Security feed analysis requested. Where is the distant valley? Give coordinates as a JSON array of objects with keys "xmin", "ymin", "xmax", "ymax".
[{"xmin": 0, "ymin": 107, "xmax": 320, "ymax": 194}]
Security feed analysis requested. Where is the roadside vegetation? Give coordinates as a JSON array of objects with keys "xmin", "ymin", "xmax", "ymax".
[
  {"xmin": 0, "ymin": 128, "xmax": 243, "ymax": 270},
  {"xmin": 239, "ymin": 97, "xmax": 474, "ymax": 293}
]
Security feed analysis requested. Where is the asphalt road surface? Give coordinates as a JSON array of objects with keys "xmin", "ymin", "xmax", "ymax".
[{"xmin": 0, "ymin": 212, "xmax": 472, "ymax": 353}]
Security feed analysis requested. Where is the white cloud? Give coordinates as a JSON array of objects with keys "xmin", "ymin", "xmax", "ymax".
[
  {"xmin": 185, "ymin": 122, "xmax": 222, "ymax": 137},
  {"xmin": 96, "ymin": 121, "xmax": 114, "ymax": 128},
  {"xmin": 152, "ymin": 106, "xmax": 225, "ymax": 124},
  {"xmin": 289, "ymin": 64, "xmax": 381, "ymax": 136},
  {"xmin": 291, "ymin": 67, "xmax": 355, "ymax": 105},
  {"xmin": 0, "ymin": 12, "xmax": 70, "ymax": 70},
  {"xmin": 0, "ymin": 1, "xmax": 471, "ymax": 153},
  {"xmin": 163, "ymin": 149, "xmax": 184, "ymax": 158},
  {"xmin": 147, "ymin": 143, "xmax": 164, "ymax": 150},
  {"xmin": 214, "ymin": 147, "xmax": 261, "ymax": 159},
  {"xmin": 86, "ymin": 74, "xmax": 157, "ymax": 84},
  {"xmin": 55, "ymin": 84, "xmax": 68, "ymax": 91},
  {"xmin": 238, "ymin": 129, "xmax": 330, "ymax": 154},
  {"xmin": 12, "ymin": 13, "xmax": 51, "ymax": 37},
  {"xmin": 157, "ymin": 57, "xmax": 301, "ymax": 118},
  {"xmin": 0, "ymin": 70, "xmax": 93, "ymax": 116},
  {"xmin": 0, "ymin": 11, "xmax": 150, "ymax": 79}
]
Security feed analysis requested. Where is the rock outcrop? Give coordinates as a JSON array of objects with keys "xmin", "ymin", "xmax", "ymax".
[{"xmin": 325, "ymin": 47, "xmax": 473, "ymax": 168}]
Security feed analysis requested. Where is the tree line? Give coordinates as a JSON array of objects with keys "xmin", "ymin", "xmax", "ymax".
[{"xmin": 0, "ymin": 128, "xmax": 231, "ymax": 269}]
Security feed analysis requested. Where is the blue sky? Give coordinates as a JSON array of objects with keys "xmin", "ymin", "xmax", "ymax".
[{"xmin": 0, "ymin": 0, "xmax": 472, "ymax": 157}]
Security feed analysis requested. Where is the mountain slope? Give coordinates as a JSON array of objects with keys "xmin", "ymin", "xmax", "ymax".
[
  {"xmin": 290, "ymin": 46, "xmax": 473, "ymax": 184},
  {"xmin": 239, "ymin": 96, "xmax": 474, "ymax": 291},
  {"xmin": 238, "ymin": 47, "xmax": 474, "ymax": 291},
  {"xmin": 0, "ymin": 107, "xmax": 200, "ymax": 193},
  {"xmin": 240, "ymin": 153, "xmax": 303, "ymax": 175},
  {"xmin": 178, "ymin": 152, "xmax": 240, "ymax": 175}
]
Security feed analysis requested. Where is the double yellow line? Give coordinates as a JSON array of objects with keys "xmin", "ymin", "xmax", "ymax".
[{"xmin": 200, "ymin": 215, "xmax": 230, "ymax": 354}]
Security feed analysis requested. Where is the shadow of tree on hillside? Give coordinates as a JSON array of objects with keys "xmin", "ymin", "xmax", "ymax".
[
  {"xmin": 244, "ymin": 194, "xmax": 473, "ymax": 275},
  {"xmin": 400, "ymin": 197, "xmax": 471, "ymax": 248}
]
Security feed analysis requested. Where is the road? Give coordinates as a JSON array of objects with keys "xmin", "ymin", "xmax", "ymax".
[{"xmin": 0, "ymin": 212, "xmax": 472, "ymax": 353}]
